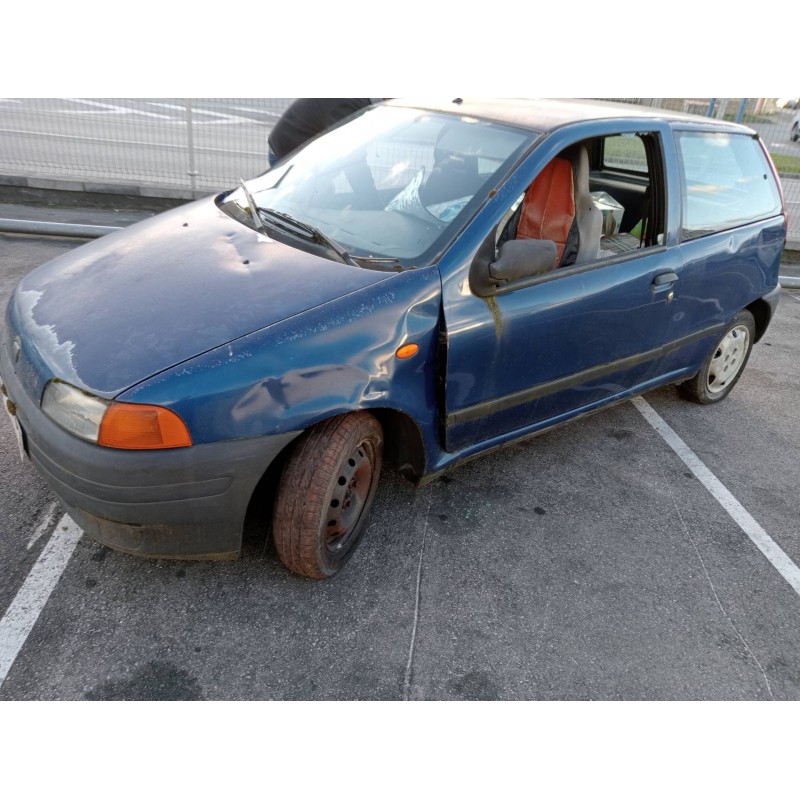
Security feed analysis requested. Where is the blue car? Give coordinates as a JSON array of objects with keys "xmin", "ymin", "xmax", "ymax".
[{"xmin": 0, "ymin": 99, "xmax": 786, "ymax": 579}]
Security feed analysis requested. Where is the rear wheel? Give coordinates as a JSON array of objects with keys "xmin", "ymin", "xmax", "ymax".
[
  {"xmin": 678, "ymin": 310, "xmax": 755, "ymax": 404},
  {"xmin": 792, "ymin": 122, "xmax": 799, "ymax": 142},
  {"xmin": 272, "ymin": 412, "xmax": 383, "ymax": 579}
]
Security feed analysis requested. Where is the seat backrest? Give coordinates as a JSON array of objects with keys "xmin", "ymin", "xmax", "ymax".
[
  {"xmin": 565, "ymin": 144, "xmax": 602, "ymax": 265},
  {"xmin": 516, "ymin": 157, "xmax": 575, "ymax": 263}
]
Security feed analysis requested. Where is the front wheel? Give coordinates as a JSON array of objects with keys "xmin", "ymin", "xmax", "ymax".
[
  {"xmin": 792, "ymin": 123, "xmax": 799, "ymax": 142},
  {"xmin": 272, "ymin": 412, "xmax": 384, "ymax": 579},
  {"xmin": 678, "ymin": 310, "xmax": 755, "ymax": 404}
]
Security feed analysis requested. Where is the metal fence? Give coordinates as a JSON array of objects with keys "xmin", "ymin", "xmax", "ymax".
[
  {"xmin": 1, "ymin": 97, "xmax": 799, "ymax": 239},
  {"xmin": 0, "ymin": 98, "xmax": 294, "ymax": 195}
]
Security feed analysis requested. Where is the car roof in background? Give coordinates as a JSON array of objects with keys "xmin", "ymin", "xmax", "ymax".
[{"xmin": 386, "ymin": 98, "xmax": 756, "ymax": 135}]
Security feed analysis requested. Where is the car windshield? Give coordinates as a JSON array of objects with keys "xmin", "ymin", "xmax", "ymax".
[{"xmin": 221, "ymin": 105, "xmax": 534, "ymax": 267}]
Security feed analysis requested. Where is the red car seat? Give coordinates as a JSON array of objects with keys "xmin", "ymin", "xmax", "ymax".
[{"xmin": 516, "ymin": 157, "xmax": 575, "ymax": 263}]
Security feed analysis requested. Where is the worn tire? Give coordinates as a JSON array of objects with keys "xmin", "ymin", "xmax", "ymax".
[
  {"xmin": 678, "ymin": 310, "xmax": 755, "ymax": 404},
  {"xmin": 272, "ymin": 412, "xmax": 383, "ymax": 580}
]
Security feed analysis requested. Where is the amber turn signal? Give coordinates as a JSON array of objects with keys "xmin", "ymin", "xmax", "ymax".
[
  {"xmin": 97, "ymin": 403, "xmax": 192, "ymax": 450},
  {"xmin": 395, "ymin": 343, "xmax": 419, "ymax": 359}
]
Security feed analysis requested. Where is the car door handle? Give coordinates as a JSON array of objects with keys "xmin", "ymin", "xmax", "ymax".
[{"xmin": 652, "ymin": 271, "xmax": 678, "ymax": 288}]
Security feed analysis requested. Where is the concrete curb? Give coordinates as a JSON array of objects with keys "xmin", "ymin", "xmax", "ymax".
[
  {"xmin": 0, "ymin": 174, "xmax": 203, "ymax": 203},
  {"xmin": 0, "ymin": 218, "xmax": 123, "ymax": 239}
]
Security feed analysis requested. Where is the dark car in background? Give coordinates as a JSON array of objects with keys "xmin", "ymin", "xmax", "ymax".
[{"xmin": 1, "ymin": 99, "xmax": 786, "ymax": 579}]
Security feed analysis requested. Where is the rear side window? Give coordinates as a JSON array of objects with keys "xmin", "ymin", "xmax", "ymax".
[{"xmin": 677, "ymin": 131, "xmax": 782, "ymax": 240}]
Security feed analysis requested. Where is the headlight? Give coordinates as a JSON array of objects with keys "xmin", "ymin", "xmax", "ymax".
[
  {"xmin": 42, "ymin": 381, "xmax": 192, "ymax": 450},
  {"xmin": 42, "ymin": 380, "xmax": 107, "ymax": 443}
]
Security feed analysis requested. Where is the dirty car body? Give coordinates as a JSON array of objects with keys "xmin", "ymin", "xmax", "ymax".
[{"xmin": 0, "ymin": 99, "xmax": 786, "ymax": 579}]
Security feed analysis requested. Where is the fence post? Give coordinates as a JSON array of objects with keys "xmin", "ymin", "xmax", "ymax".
[
  {"xmin": 735, "ymin": 99, "xmax": 748, "ymax": 123},
  {"xmin": 185, "ymin": 99, "xmax": 199, "ymax": 195}
]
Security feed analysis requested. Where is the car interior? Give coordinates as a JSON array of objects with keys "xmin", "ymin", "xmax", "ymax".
[{"xmin": 496, "ymin": 131, "xmax": 666, "ymax": 274}]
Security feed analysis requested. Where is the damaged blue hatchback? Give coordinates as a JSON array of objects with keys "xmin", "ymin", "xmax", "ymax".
[{"xmin": 0, "ymin": 99, "xmax": 786, "ymax": 578}]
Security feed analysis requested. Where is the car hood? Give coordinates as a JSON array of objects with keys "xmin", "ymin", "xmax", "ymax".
[{"xmin": 10, "ymin": 197, "xmax": 394, "ymax": 397}]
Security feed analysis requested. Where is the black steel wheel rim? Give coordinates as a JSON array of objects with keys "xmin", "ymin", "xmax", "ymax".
[{"xmin": 324, "ymin": 440, "xmax": 376, "ymax": 554}]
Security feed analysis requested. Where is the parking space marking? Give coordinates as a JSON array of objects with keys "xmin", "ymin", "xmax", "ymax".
[
  {"xmin": 632, "ymin": 397, "xmax": 800, "ymax": 597},
  {"xmin": 27, "ymin": 501, "xmax": 58, "ymax": 550},
  {"xmin": 229, "ymin": 105, "xmax": 285, "ymax": 119},
  {"xmin": 147, "ymin": 102, "xmax": 258, "ymax": 125},
  {"xmin": 0, "ymin": 128, "xmax": 265, "ymax": 157},
  {"xmin": 786, "ymin": 291, "xmax": 800, "ymax": 303},
  {"xmin": 63, "ymin": 98, "xmax": 172, "ymax": 119},
  {"xmin": 0, "ymin": 515, "xmax": 82, "ymax": 688}
]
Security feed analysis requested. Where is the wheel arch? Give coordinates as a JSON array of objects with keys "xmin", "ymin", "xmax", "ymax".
[
  {"xmin": 746, "ymin": 297, "xmax": 773, "ymax": 343},
  {"xmin": 243, "ymin": 406, "xmax": 428, "ymax": 548},
  {"xmin": 370, "ymin": 407, "xmax": 427, "ymax": 484}
]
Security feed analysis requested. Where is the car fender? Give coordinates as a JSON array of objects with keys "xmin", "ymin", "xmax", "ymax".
[{"xmin": 118, "ymin": 266, "xmax": 444, "ymax": 453}]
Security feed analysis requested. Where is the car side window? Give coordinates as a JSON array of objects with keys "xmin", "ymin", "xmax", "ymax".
[
  {"xmin": 591, "ymin": 133, "xmax": 666, "ymax": 256},
  {"xmin": 493, "ymin": 132, "xmax": 666, "ymax": 278},
  {"xmin": 676, "ymin": 131, "xmax": 782, "ymax": 240}
]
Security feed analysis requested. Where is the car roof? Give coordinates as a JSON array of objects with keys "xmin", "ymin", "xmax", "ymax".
[{"xmin": 386, "ymin": 98, "xmax": 754, "ymax": 135}]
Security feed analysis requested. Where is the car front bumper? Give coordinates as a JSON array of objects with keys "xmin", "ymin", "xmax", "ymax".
[{"xmin": 0, "ymin": 337, "xmax": 301, "ymax": 560}]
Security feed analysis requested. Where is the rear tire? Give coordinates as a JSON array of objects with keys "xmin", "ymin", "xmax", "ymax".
[
  {"xmin": 678, "ymin": 310, "xmax": 755, "ymax": 404},
  {"xmin": 272, "ymin": 412, "xmax": 383, "ymax": 579},
  {"xmin": 792, "ymin": 123, "xmax": 799, "ymax": 142}
]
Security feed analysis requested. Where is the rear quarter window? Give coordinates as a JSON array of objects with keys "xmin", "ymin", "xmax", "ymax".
[{"xmin": 676, "ymin": 131, "xmax": 782, "ymax": 240}]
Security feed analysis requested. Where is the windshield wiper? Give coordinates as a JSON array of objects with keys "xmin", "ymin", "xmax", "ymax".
[
  {"xmin": 238, "ymin": 178, "xmax": 267, "ymax": 235},
  {"xmin": 260, "ymin": 207, "xmax": 357, "ymax": 266},
  {"xmin": 234, "ymin": 190, "xmax": 395, "ymax": 269}
]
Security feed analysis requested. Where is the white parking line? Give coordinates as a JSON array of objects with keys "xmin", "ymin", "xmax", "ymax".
[
  {"xmin": 0, "ymin": 128, "xmax": 265, "ymax": 157},
  {"xmin": 64, "ymin": 98, "xmax": 173, "ymax": 119},
  {"xmin": 230, "ymin": 106, "xmax": 285, "ymax": 119},
  {"xmin": 27, "ymin": 501, "xmax": 58, "ymax": 550},
  {"xmin": 146, "ymin": 102, "xmax": 256, "ymax": 125},
  {"xmin": 632, "ymin": 397, "xmax": 800, "ymax": 596},
  {"xmin": 0, "ymin": 515, "xmax": 82, "ymax": 688}
]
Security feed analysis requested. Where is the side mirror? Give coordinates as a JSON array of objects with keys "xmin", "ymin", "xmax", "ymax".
[
  {"xmin": 489, "ymin": 239, "xmax": 558, "ymax": 284},
  {"xmin": 470, "ymin": 234, "xmax": 558, "ymax": 297}
]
